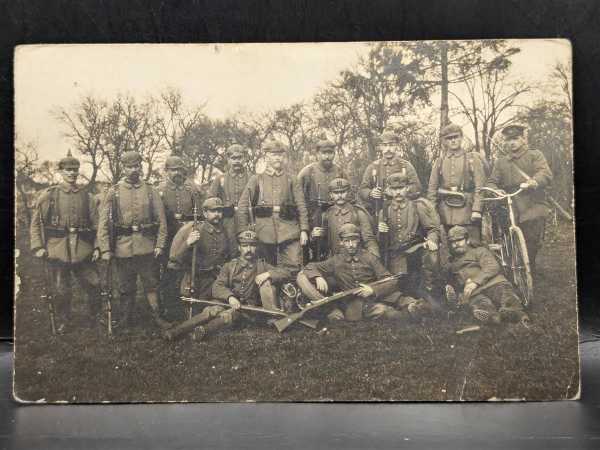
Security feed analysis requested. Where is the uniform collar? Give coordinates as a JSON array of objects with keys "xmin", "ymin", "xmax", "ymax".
[
  {"xmin": 264, "ymin": 167, "xmax": 284, "ymax": 177},
  {"xmin": 58, "ymin": 182, "xmax": 81, "ymax": 193},
  {"xmin": 446, "ymin": 148, "xmax": 465, "ymax": 158},
  {"xmin": 342, "ymin": 248, "xmax": 364, "ymax": 263},
  {"xmin": 317, "ymin": 161, "xmax": 334, "ymax": 173},
  {"xmin": 203, "ymin": 221, "xmax": 223, "ymax": 234},
  {"xmin": 165, "ymin": 178, "xmax": 185, "ymax": 190},
  {"xmin": 228, "ymin": 167, "xmax": 247, "ymax": 178},
  {"xmin": 333, "ymin": 204, "xmax": 351, "ymax": 216},
  {"xmin": 508, "ymin": 146, "xmax": 528, "ymax": 160},
  {"xmin": 391, "ymin": 199, "xmax": 408, "ymax": 210},
  {"xmin": 380, "ymin": 156, "xmax": 406, "ymax": 167},
  {"xmin": 238, "ymin": 257, "xmax": 256, "ymax": 269},
  {"xmin": 122, "ymin": 179, "xmax": 142, "ymax": 189}
]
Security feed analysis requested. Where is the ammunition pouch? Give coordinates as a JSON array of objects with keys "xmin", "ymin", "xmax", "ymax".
[
  {"xmin": 253, "ymin": 205, "xmax": 273, "ymax": 218},
  {"xmin": 279, "ymin": 204, "xmax": 298, "ymax": 221},
  {"xmin": 116, "ymin": 223, "xmax": 159, "ymax": 236}
]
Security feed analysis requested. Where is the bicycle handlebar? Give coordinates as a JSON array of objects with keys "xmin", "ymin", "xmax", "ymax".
[{"xmin": 478, "ymin": 187, "xmax": 524, "ymax": 201}]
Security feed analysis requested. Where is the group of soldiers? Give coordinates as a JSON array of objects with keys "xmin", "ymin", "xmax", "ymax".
[{"xmin": 30, "ymin": 119, "xmax": 553, "ymax": 339}]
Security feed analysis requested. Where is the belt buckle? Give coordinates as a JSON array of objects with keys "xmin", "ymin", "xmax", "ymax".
[
  {"xmin": 131, "ymin": 225, "xmax": 140, "ymax": 232},
  {"xmin": 174, "ymin": 213, "xmax": 182, "ymax": 220},
  {"xmin": 68, "ymin": 227, "xmax": 78, "ymax": 234},
  {"xmin": 273, "ymin": 206, "xmax": 281, "ymax": 213}
]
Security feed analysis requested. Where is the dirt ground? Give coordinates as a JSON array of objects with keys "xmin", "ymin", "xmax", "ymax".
[{"xmin": 13, "ymin": 221, "xmax": 579, "ymax": 402}]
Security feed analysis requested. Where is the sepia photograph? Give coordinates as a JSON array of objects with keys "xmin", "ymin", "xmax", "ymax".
[{"xmin": 13, "ymin": 40, "xmax": 578, "ymax": 402}]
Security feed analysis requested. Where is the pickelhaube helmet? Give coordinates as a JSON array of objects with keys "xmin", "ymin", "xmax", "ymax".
[
  {"xmin": 447, "ymin": 225, "xmax": 469, "ymax": 242},
  {"xmin": 164, "ymin": 155, "xmax": 185, "ymax": 169},
  {"xmin": 237, "ymin": 230, "xmax": 258, "ymax": 245},
  {"xmin": 338, "ymin": 223, "xmax": 361, "ymax": 239},
  {"xmin": 121, "ymin": 151, "xmax": 143, "ymax": 167},
  {"xmin": 58, "ymin": 150, "xmax": 80, "ymax": 170},
  {"xmin": 328, "ymin": 177, "xmax": 351, "ymax": 193}
]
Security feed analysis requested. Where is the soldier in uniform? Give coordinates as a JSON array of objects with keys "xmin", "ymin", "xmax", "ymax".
[
  {"xmin": 427, "ymin": 123, "xmax": 487, "ymax": 244},
  {"xmin": 157, "ymin": 155, "xmax": 202, "ymax": 320},
  {"xmin": 298, "ymin": 223, "xmax": 430, "ymax": 322},
  {"xmin": 237, "ymin": 139, "xmax": 309, "ymax": 272},
  {"xmin": 207, "ymin": 144, "xmax": 250, "ymax": 239},
  {"xmin": 359, "ymin": 130, "xmax": 421, "ymax": 215},
  {"xmin": 311, "ymin": 177, "xmax": 379, "ymax": 258},
  {"xmin": 298, "ymin": 138, "xmax": 346, "ymax": 261},
  {"xmin": 169, "ymin": 197, "xmax": 236, "ymax": 307},
  {"xmin": 486, "ymin": 122, "xmax": 553, "ymax": 269},
  {"xmin": 377, "ymin": 173, "xmax": 441, "ymax": 307},
  {"xmin": 97, "ymin": 151, "xmax": 169, "ymax": 330},
  {"xmin": 444, "ymin": 226, "xmax": 529, "ymax": 325},
  {"xmin": 30, "ymin": 151, "xmax": 102, "ymax": 332}
]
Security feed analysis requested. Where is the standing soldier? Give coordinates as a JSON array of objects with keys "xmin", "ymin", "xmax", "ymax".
[
  {"xmin": 427, "ymin": 123, "xmax": 487, "ymax": 244},
  {"xmin": 157, "ymin": 155, "xmax": 202, "ymax": 320},
  {"xmin": 444, "ymin": 226, "xmax": 529, "ymax": 325},
  {"xmin": 487, "ymin": 122, "xmax": 553, "ymax": 270},
  {"xmin": 169, "ymin": 197, "xmax": 236, "ymax": 306},
  {"xmin": 359, "ymin": 130, "xmax": 421, "ymax": 216},
  {"xmin": 311, "ymin": 177, "xmax": 379, "ymax": 258},
  {"xmin": 298, "ymin": 138, "xmax": 346, "ymax": 261},
  {"xmin": 237, "ymin": 139, "xmax": 309, "ymax": 272},
  {"xmin": 378, "ymin": 173, "xmax": 442, "ymax": 308},
  {"xmin": 207, "ymin": 143, "xmax": 250, "ymax": 239},
  {"xmin": 97, "ymin": 151, "xmax": 170, "ymax": 330},
  {"xmin": 30, "ymin": 151, "xmax": 102, "ymax": 333}
]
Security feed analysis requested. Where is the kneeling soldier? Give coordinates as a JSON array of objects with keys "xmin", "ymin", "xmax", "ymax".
[
  {"xmin": 445, "ymin": 225, "xmax": 529, "ymax": 325},
  {"xmin": 298, "ymin": 223, "xmax": 430, "ymax": 322},
  {"xmin": 184, "ymin": 230, "xmax": 292, "ymax": 340},
  {"xmin": 311, "ymin": 177, "xmax": 379, "ymax": 258}
]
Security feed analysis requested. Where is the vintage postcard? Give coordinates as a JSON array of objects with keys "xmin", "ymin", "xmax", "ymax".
[{"xmin": 14, "ymin": 40, "xmax": 579, "ymax": 402}]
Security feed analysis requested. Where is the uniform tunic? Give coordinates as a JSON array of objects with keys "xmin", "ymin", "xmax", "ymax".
[
  {"xmin": 212, "ymin": 258, "xmax": 291, "ymax": 306},
  {"xmin": 324, "ymin": 204, "xmax": 379, "ymax": 257},
  {"xmin": 97, "ymin": 180, "xmax": 167, "ymax": 258},
  {"xmin": 237, "ymin": 168, "xmax": 310, "ymax": 244},
  {"xmin": 298, "ymin": 161, "xmax": 346, "ymax": 228},
  {"xmin": 427, "ymin": 149, "xmax": 487, "ymax": 226},
  {"xmin": 447, "ymin": 245, "xmax": 507, "ymax": 296},
  {"xmin": 157, "ymin": 179, "xmax": 201, "ymax": 240},
  {"xmin": 359, "ymin": 157, "xmax": 421, "ymax": 211},
  {"xmin": 207, "ymin": 167, "xmax": 249, "ymax": 237}
]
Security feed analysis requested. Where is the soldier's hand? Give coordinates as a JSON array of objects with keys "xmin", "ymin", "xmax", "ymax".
[
  {"xmin": 228, "ymin": 296, "xmax": 241, "ymax": 310},
  {"xmin": 463, "ymin": 280, "xmax": 478, "ymax": 300},
  {"xmin": 34, "ymin": 248, "xmax": 48, "ymax": 259},
  {"xmin": 101, "ymin": 251, "xmax": 113, "ymax": 261},
  {"xmin": 378, "ymin": 222, "xmax": 389, "ymax": 233},
  {"xmin": 154, "ymin": 248, "xmax": 163, "ymax": 258},
  {"xmin": 186, "ymin": 230, "xmax": 201, "ymax": 246},
  {"xmin": 311, "ymin": 227, "xmax": 324, "ymax": 238},
  {"xmin": 470, "ymin": 211, "xmax": 482, "ymax": 222},
  {"xmin": 300, "ymin": 231, "xmax": 309, "ymax": 246},
  {"xmin": 424, "ymin": 239, "xmax": 438, "ymax": 251},
  {"xmin": 370, "ymin": 187, "xmax": 383, "ymax": 199},
  {"xmin": 357, "ymin": 283, "xmax": 374, "ymax": 298},
  {"xmin": 255, "ymin": 272, "xmax": 271, "ymax": 286},
  {"xmin": 520, "ymin": 179, "xmax": 538, "ymax": 190},
  {"xmin": 315, "ymin": 277, "xmax": 329, "ymax": 294},
  {"xmin": 91, "ymin": 248, "xmax": 100, "ymax": 262}
]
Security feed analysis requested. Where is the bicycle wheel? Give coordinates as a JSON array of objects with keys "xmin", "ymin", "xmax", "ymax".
[{"xmin": 509, "ymin": 226, "xmax": 534, "ymax": 308}]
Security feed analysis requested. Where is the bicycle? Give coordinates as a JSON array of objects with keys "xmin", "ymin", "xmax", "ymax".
[{"xmin": 478, "ymin": 186, "xmax": 533, "ymax": 308}]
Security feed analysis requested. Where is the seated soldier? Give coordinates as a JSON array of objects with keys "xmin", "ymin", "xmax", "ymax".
[
  {"xmin": 188, "ymin": 230, "xmax": 292, "ymax": 340},
  {"xmin": 298, "ymin": 223, "xmax": 430, "ymax": 322},
  {"xmin": 444, "ymin": 225, "xmax": 530, "ymax": 325},
  {"xmin": 311, "ymin": 177, "xmax": 379, "ymax": 258}
]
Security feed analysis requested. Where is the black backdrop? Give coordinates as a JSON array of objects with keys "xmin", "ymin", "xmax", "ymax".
[{"xmin": 1, "ymin": 0, "xmax": 598, "ymax": 337}]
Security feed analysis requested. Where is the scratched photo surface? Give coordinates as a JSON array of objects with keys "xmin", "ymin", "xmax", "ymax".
[{"xmin": 13, "ymin": 41, "xmax": 578, "ymax": 402}]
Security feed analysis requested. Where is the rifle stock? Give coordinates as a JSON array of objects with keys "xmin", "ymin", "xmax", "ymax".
[
  {"xmin": 38, "ymin": 205, "xmax": 57, "ymax": 336},
  {"xmin": 273, "ymin": 274, "xmax": 402, "ymax": 333}
]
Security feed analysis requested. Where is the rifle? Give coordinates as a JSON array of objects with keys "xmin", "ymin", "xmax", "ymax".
[
  {"xmin": 314, "ymin": 182, "xmax": 323, "ymax": 261},
  {"xmin": 187, "ymin": 200, "xmax": 200, "ymax": 323},
  {"xmin": 247, "ymin": 187, "xmax": 256, "ymax": 232},
  {"xmin": 273, "ymin": 274, "xmax": 403, "ymax": 333},
  {"xmin": 37, "ymin": 205, "xmax": 57, "ymax": 336},
  {"xmin": 101, "ymin": 198, "xmax": 114, "ymax": 336},
  {"xmin": 165, "ymin": 297, "xmax": 319, "ymax": 340},
  {"xmin": 381, "ymin": 202, "xmax": 390, "ymax": 267}
]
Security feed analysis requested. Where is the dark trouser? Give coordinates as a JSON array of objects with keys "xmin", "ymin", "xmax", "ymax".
[
  {"xmin": 258, "ymin": 239, "xmax": 302, "ymax": 274},
  {"xmin": 159, "ymin": 266, "xmax": 184, "ymax": 321},
  {"xmin": 46, "ymin": 260, "xmax": 101, "ymax": 325},
  {"xmin": 389, "ymin": 248, "xmax": 442, "ymax": 310},
  {"xmin": 116, "ymin": 255, "xmax": 161, "ymax": 325},
  {"xmin": 179, "ymin": 269, "xmax": 219, "ymax": 317},
  {"xmin": 519, "ymin": 217, "xmax": 545, "ymax": 268},
  {"xmin": 469, "ymin": 281, "xmax": 527, "ymax": 322}
]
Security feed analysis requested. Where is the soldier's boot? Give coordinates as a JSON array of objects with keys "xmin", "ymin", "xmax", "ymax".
[
  {"xmin": 444, "ymin": 285, "xmax": 458, "ymax": 307},
  {"xmin": 147, "ymin": 292, "xmax": 173, "ymax": 331},
  {"xmin": 194, "ymin": 316, "xmax": 229, "ymax": 341},
  {"xmin": 472, "ymin": 308, "xmax": 501, "ymax": 325},
  {"xmin": 56, "ymin": 293, "xmax": 73, "ymax": 335},
  {"xmin": 499, "ymin": 307, "xmax": 530, "ymax": 326}
]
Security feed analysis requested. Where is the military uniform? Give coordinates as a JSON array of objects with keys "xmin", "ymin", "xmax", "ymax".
[
  {"xmin": 30, "ymin": 154, "xmax": 102, "ymax": 329},
  {"xmin": 207, "ymin": 145, "xmax": 250, "ymax": 238},
  {"xmin": 300, "ymin": 224, "xmax": 428, "ymax": 321},
  {"xmin": 97, "ymin": 151, "xmax": 168, "ymax": 328},
  {"xmin": 379, "ymin": 174, "xmax": 441, "ymax": 302},
  {"xmin": 237, "ymin": 140, "xmax": 309, "ymax": 271},
  {"xmin": 487, "ymin": 124, "xmax": 553, "ymax": 266},
  {"xmin": 427, "ymin": 123, "xmax": 487, "ymax": 243},
  {"xmin": 445, "ymin": 226, "xmax": 527, "ymax": 323},
  {"xmin": 359, "ymin": 131, "xmax": 421, "ymax": 214},
  {"xmin": 169, "ymin": 218, "xmax": 235, "ymax": 300},
  {"xmin": 321, "ymin": 178, "xmax": 379, "ymax": 258}
]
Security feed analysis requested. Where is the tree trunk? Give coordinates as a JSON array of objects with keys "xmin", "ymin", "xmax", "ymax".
[{"xmin": 440, "ymin": 42, "xmax": 449, "ymax": 129}]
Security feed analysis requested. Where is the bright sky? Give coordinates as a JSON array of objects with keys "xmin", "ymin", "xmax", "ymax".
[{"xmin": 15, "ymin": 39, "xmax": 570, "ymax": 167}]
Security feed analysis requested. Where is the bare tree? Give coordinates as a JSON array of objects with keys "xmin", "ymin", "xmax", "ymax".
[
  {"xmin": 226, "ymin": 112, "xmax": 277, "ymax": 172},
  {"xmin": 272, "ymin": 103, "xmax": 319, "ymax": 173},
  {"xmin": 15, "ymin": 139, "xmax": 41, "ymax": 225},
  {"xmin": 551, "ymin": 62, "xmax": 573, "ymax": 117}
]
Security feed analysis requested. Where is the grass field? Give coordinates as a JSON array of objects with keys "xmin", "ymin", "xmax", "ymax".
[{"xmin": 13, "ymin": 221, "xmax": 579, "ymax": 402}]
